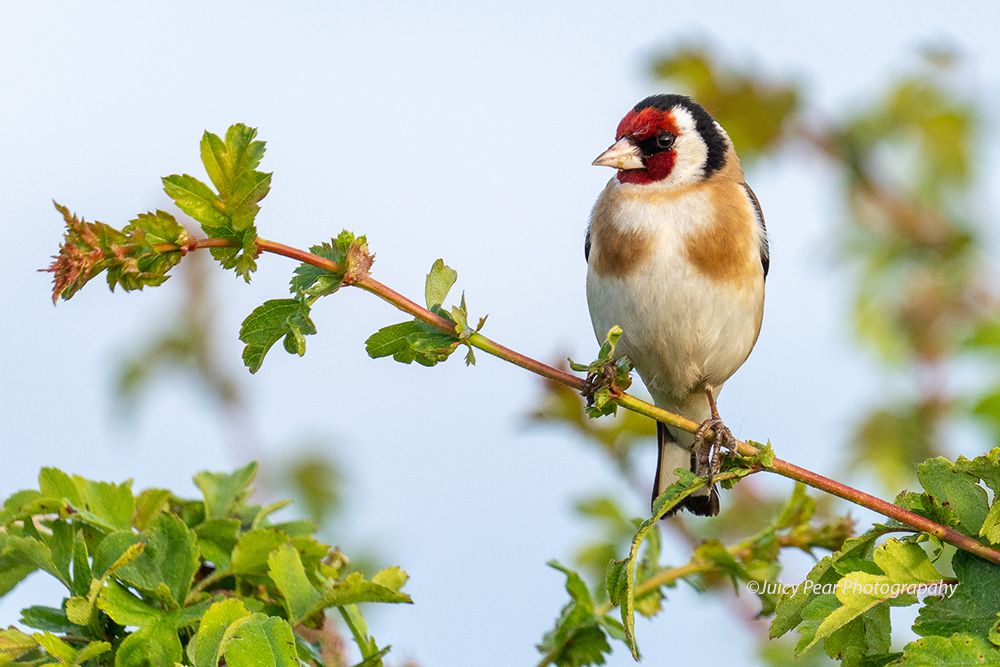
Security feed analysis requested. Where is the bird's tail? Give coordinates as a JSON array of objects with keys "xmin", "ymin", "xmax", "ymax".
[{"xmin": 653, "ymin": 410, "xmax": 720, "ymax": 517}]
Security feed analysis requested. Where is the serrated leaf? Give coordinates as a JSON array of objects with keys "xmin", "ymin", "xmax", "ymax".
[
  {"xmin": 187, "ymin": 599, "xmax": 252, "ymax": 667},
  {"xmin": 19, "ymin": 606, "xmax": 77, "ymax": 634},
  {"xmin": 900, "ymin": 633, "xmax": 1000, "ymax": 665},
  {"xmin": 267, "ymin": 543, "xmax": 321, "ymax": 625},
  {"xmin": 538, "ymin": 561, "xmax": 612, "ymax": 667},
  {"xmin": 230, "ymin": 528, "xmax": 288, "ymax": 576},
  {"xmin": 195, "ymin": 462, "xmax": 258, "ymax": 521},
  {"xmin": 319, "ymin": 571, "xmax": 412, "ymax": 607},
  {"xmin": 771, "ymin": 525, "xmax": 891, "ymax": 639},
  {"xmin": 239, "ymin": 299, "xmax": 317, "ymax": 373},
  {"xmin": 223, "ymin": 613, "xmax": 298, "ymax": 667},
  {"xmin": 365, "ymin": 320, "xmax": 457, "ymax": 366},
  {"xmin": 97, "ymin": 580, "xmax": 163, "ymax": 626},
  {"xmin": 162, "ymin": 174, "xmax": 228, "ymax": 229},
  {"xmin": 797, "ymin": 539, "xmax": 943, "ymax": 654},
  {"xmin": 917, "ymin": 457, "xmax": 989, "ymax": 536},
  {"xmin": 915, "ymin": 550, "xmax": 1000, "ymax": 641},
  {"xmin": 115, "ymin": 514, "xmax": 199, "ymax": 605},
  {"xmin": 114, "ymin": 620, "xmax": 182, "ymax": 667}
]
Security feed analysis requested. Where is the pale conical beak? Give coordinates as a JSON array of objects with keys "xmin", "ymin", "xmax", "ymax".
[{"xmin": 592, "ymin": 138, "xmax": 645, "ymax": 170}]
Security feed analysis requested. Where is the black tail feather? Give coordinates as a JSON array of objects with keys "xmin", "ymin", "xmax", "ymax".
[{"xmin": 654, "ymin": 422, "xmax": 721, "ymax": 518}]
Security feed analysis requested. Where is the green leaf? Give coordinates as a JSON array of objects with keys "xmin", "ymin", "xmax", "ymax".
[
  {"xmin": 239, "ymin": 299, "xmax": 317, "ymax": 373},
  {"xmin": 365, "ymin": 320, "xmax": 457, "ymax": 366},
  {"xmin": 187, "ymin": 599, "xmax": 252, "ymax": 667},
  {"xmin": 607, "ymin": 469, "xmax": 717, "ymax": 658},
  {"xmin": 915, "ymin": 550, "xmax": 1000, "ymax": 641},
  {"xmin": 267, "ymin": 543, "xmax": 322, "ymax": 625},
  {"xmin": 917, "ymin": 457, "xmax": 989, "ymax": 536},
  {"xmin": 207, "ymin": 226, "xmax": 258, "ymax": 282},
  {"xmin": 19, "ymin": 606, "xmax": 77, "ymax": 634},
  {"xmin": 97, "ymin": 580, "xmax": 163, "ymax": 627},
  {"xmin": 424, "ymin": 259, "xmax": 457, "ymax": 310},
  {"xmin": 33, "ymin": 632, "xmax": 77, "ymax": 661},
  {"xmin": 195, "ymin": 463, "xmax": 258, "ymax": 521},
  {"xmin": 162, "ymin": 174, "xmax": 229, "ymax": 229},
  {"xmin": 538, "ymin": 561, "xmax": 613, "ymax": 667},
  {"xmin": 114, "ymin": 620, "xmax": 182, "ymax": 667},
  {"xmin": 796, "ymin": 538, "xmax": 943, "ymax": 654},
  {"xmin": 0, "ymin": 627, "xmax": 37, "ymax": 659},
  {"xmin": 319, "ymin": 570, "xmax": 413, "ymax": 607},
  {"xmin": 115, "ymin": 514, "xmax": 199, "ymax": 605},
  {"xmin": 230, "ymin": 528, "xmax": 288, "ymax": 576},
  {"xmin": 900, "ymin": 633, "xmax": 1000, "ymax": 665},
  {"xmin": 223, "ymin": 613, "xmax": 299, "ymax": 667},
  {"xmin": 70, "ymin": 476, "xmax": 135, "ymax": 532},
  {"xmin": 200, "ymin": 125, "xmax": 266, "ymax": 198},
  {"xmin": 771, "ymin": 525, "xmax": 892, "ymax": 639},
  {"xmin": 289, "ymin": 231, "xmax": 371, "ymax": 298}
]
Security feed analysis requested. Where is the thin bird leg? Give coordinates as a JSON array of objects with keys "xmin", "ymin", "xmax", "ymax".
[{"xmin": 693, "ymin": 386, "xmax": 734, "ymax": 481}]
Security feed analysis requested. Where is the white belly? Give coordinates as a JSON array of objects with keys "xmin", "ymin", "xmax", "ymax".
[{"xmin": 586, "ymin": 229, "xmax": 764, "ymax": 405}]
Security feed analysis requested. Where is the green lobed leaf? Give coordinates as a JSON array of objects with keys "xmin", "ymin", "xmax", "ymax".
[{"xmin": 239, "ymin": 299, "xmax": 317, "ymax": 373}]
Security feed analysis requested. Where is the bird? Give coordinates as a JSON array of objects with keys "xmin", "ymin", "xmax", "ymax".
[{"xmin": 585, "ymin": 94, "xmax": 768, "ymax": 517}]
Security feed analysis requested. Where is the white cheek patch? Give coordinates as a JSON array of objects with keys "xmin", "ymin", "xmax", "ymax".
[{"xmin": 660, "ymin": 107, "xmax": 708, "ymax": 188}]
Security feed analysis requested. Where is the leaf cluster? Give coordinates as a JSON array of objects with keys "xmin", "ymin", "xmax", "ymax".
[
  {"xmin": 365, "ymin": 259, "xmax": 486, "ymax": 367},
  {"xmin": 0, "ymin": 463, "xmax": 410, "ymax": 666},
  {"xmin": 770, "ymin": 448, "xmax": 1000, "ymax": 665}
]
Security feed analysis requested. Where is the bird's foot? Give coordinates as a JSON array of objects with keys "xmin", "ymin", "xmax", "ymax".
[
  {"xmin": 693, "ymin": 416, "xmax": 735, "ymax": 480},
  {"xmin": 693, "ymin": 386, "xmax": 735, "ymax": 483}
]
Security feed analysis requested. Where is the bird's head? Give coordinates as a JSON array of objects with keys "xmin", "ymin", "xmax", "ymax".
[{"xmin": 593, "ymin": 94, "xmax": 731, "ymax": 188}]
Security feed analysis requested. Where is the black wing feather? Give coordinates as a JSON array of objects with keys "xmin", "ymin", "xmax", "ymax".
[{"xmin": 742, "ymin": 183, "xmax": 769, "ymax": 279}]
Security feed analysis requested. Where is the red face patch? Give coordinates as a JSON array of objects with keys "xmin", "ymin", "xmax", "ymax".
[
  {"xmin": 616, "ymin": 107, "xmax": 679, "ymax": 141},
  {"xmin": 614, "ymin": 107, "xmax": 680, "ymax": 185}
]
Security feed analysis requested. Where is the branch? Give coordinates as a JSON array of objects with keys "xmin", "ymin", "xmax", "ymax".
[{"xmin": 152, "ymin": 236, "xmax": 1000, "ymax": 566}]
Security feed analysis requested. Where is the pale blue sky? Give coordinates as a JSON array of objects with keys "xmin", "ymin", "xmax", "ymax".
[{"xmin": 2, "ymin": 3, "xmax": 999, "ymax": 665}]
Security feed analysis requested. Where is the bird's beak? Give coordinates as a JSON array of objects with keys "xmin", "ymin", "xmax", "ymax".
[{"xmin": 592, "ymin": 138, "xmax": 645, "ymax": 170}]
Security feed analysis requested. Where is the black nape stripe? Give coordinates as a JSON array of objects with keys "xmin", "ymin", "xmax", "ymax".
[{"xmin": 634, "ymin": 94, "xmax": 728, "ymax": 177}]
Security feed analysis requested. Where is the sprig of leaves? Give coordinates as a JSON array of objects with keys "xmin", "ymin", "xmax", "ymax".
[
  {"xmin": 163, "ymin": 124, "xmax": 271, "ymax": 281},
  {"xmin": 569, "ymin": 326, "xmax": 633, "ymax": 418},
  {"xmin": 366, "ymin": 259, "xmax": 486, "ymax": 367},
  {"xmin": 0, "ymin": 464, "xmax": 410, "ymax": 666},
  {"xmin": 44, "ymin": 203, "xmax": 191, "ymax": 303},
  {"xmin": 239, "ymin": 231, "xmax": 373, "ymax": 373},
  {"xmin": 770, "ymin": 448, "xmax": 1000, "ymax": 665}
]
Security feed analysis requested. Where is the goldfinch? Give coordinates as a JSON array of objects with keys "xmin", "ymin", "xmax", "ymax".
[{"xmin": 585, "ymin": 95, "xmax": 768, "ymax": 516}]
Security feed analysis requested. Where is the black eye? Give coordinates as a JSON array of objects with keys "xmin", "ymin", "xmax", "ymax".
[{"xmin": 656, "ymin": 133, "xmax": 676, "ymax": 149}]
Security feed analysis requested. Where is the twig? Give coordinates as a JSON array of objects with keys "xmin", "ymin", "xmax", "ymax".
[{"xmin": 157, "ymin": 237, "xmax": 1000, "ymax": 566}]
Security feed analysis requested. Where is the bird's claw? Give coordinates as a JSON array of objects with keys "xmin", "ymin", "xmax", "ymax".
[{"xmin": 693, "ymin": 416, "xmax": 734, "ymax": 482}]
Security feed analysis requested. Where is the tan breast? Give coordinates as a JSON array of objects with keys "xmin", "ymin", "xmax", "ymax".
[
  {"xmin": 588, "ymin": 169, "xmax": 761, "ymax": 288},
  {"xmin": 588, "ymin": 186, "xmax": 655, "ymax": 278}
]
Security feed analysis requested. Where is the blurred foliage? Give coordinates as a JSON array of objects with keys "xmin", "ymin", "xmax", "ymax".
[
  {"xmin": 0, "ymin": 464, "xmax": 410, "ymax": 666},
  {"xmin": 645, "ymin": 44, "xmax": 1000, "ymax": 492},
  {"xmin": 531, "ymin": 43, "xmax": 1000, "ymax": 665}
]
